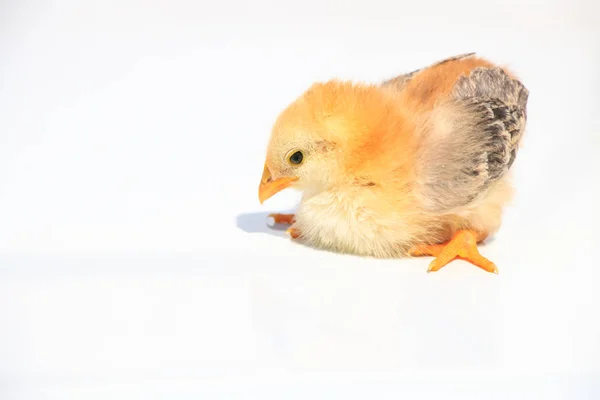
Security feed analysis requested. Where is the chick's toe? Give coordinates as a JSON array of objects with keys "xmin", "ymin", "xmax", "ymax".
[
  {"xmin": 409, "ymin": 243, "xmax": 446, "ymax": 257},
  {"xmin": 268, "ymin": 213, "xmax": 296, "ymax": 225}
]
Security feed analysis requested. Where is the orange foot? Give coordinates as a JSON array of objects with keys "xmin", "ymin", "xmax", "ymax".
[
  {"xmin": 409, "ymin": 230, "xmax": 498, "ymax": 274},
  {"xmin": 268, "ymin": 213, "xmax": 295, "ymax": 225}
]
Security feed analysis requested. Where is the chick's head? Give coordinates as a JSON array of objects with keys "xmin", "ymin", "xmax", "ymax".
[
  {"xmin": 258, "ymin": 94, "xmax": 336, "ymax": 203},
  {"xmin": 259, "ymin": 80, "xmax": 404, "ymax": 204}
]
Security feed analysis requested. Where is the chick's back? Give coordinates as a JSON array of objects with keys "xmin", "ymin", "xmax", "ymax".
[{"xmin": 390, "ymin": 53, "xmax": 500, "ymax": 111}]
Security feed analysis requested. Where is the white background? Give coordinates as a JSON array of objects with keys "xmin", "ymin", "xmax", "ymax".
[{"xmin": 1, "ymin": 0, "xmax": 599, "ymax": 398}]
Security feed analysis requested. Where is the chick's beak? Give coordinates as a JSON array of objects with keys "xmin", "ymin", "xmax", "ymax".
[{"xmin": 258, "ymin": 163, "xmax": 298, "ymax": 204}]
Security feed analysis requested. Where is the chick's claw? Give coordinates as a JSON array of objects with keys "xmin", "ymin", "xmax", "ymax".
[
  {"xmin": 411, "ymin": 230, "xmax": 498, "ymax": 274},
  {"xmin": 286, "ymin": 227, "xmax": 301, "ymax": 239},
  {"xmin": 268, "ymin": 213, "xmax": 296, "ymax": 225}
]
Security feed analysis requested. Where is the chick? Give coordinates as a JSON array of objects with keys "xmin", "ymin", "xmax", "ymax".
[{"xmin": 258, "ymin": 53, "xmax": 528, "ymax": 273}]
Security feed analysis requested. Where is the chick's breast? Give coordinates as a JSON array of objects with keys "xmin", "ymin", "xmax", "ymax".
[{"xmin": 292, "ymin": 182, "xmax": 433, "ymax": 258}]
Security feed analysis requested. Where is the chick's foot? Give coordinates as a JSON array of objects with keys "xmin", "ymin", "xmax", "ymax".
[
  {"xmin": 268, "ymin": 213, "xmax": 296, "ymax": 225},
  {"xmin": 409, "ymin": 230, "xmax": 497, "ymax": 274}
]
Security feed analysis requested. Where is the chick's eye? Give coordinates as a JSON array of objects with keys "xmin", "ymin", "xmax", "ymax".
[{"xmin": 288, "ymin": 151, "xmax": 304, "ymax": 165}]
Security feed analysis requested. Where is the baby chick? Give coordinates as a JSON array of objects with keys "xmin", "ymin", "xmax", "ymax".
[{"xmin": 258, "ymin": 53, "xmax": 528, "ymax": 273}]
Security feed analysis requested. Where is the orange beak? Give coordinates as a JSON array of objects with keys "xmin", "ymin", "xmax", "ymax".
[{"xmin": 258, "ymin": 164, "xmax": 298, "ymax": 204}]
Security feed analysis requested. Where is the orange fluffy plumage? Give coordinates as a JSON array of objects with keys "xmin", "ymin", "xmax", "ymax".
[{"xmin": 258, "ymin": 53, "xmax": 529, "ymax": 273}]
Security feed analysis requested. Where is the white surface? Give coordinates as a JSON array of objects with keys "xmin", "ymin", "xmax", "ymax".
[{"xmin": 1, "ymin": 0, "xmax": 599, "ymax": 398}]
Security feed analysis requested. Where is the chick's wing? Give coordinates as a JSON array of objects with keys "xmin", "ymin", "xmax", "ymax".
[{"xmin": 414, "ymin": 67, "xmax": 529, "ymax": 214}]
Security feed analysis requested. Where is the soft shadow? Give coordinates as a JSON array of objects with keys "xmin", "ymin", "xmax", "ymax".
[
  {"xmin": 237, "ymin": 212, "xmax": 500, "ymax": 249},
  {"xmin": 236, "ymin": 211, "xmax": 293, "ymax": 238}
]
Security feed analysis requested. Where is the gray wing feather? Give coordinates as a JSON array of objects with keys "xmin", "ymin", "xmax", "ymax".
[{"xmin": 415, "ymin": 67, "xmax": 529, "ymax": 213}]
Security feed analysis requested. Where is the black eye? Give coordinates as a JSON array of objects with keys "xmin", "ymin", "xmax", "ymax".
[{"xmin": 288, "ymin": 151, "xmax": 304, "ymax": 165}]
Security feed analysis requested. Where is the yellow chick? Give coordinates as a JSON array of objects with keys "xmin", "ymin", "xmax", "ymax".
[{"xmin": 258, "ymin": 53, "xmax": 528, "ymax": 273}]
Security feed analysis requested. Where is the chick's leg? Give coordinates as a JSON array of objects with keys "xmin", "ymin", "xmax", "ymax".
[{"xmin": 409, "ymin": 230, "xmax": 497, "ymax": 274}]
